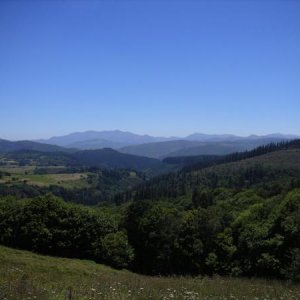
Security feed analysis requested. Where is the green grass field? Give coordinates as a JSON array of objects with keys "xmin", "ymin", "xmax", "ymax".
[
  {"xmin": 0, "ymin": 164, "xmax": 89, "ymax": 188},
  {"xmin": 0, "ymin": 246, "xmax": 299, "ymax": 300}
]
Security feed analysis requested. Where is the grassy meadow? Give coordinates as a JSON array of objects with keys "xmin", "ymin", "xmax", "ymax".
[
  {"xmin": 0, "ymin": 246, "xmax": 299, "ymax": 300},
  {"xmin": 0, "ymin": 164, "xmax": 88, "ymax": 188}
]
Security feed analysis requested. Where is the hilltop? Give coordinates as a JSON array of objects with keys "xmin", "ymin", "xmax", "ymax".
[{"xmin": 0, "ymin": 139, "xmax": 73, "ymax": 153}]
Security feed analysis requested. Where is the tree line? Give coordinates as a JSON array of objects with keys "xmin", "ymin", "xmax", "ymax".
[{"xmin": 0, "ymin": 183, "xmax": 299, "ymax": 280}]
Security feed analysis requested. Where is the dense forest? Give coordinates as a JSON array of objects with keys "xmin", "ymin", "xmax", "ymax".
[{"xmin": 0, "ymin": 140, "xmax": 300, "ymax": 280}]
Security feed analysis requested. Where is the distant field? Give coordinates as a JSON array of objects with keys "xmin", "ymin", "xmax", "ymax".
[
  {"xmin": 0, "ymin": 246, "xmax": 299, "ymax": 300},
  {"xmin": 0, "ymin": 165, "xmax": 37, "ymax": 174},
  {"xmin": 0, "ymin": 173, "xmax": 88, "ymax": 188},
  {"xmin": 0, "ymin": 165, "xmax": 89, "ymax": 188}
]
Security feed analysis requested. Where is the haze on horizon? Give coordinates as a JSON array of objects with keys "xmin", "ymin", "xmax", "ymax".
[
  {"xmin": 3, "ymin": 130, "xmax": 300, "ymax": 143},
  {"xmin": 1, "ymin": 0, "xmax": 300, "ymax": 141}
]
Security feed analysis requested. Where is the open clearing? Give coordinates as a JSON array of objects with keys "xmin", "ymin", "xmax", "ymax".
[{"xmin": 0, "ymin": 165, "xmax": 88, "ymax": 188}]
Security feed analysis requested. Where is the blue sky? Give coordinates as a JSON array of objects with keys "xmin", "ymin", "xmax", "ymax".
[{"xmin": 0, "ymin": 0, "xmax": 299, "ymax": 140}]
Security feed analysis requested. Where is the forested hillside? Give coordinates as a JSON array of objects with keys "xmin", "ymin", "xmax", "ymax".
[
  {"xmin": 120, "ymin": 140, "xmax": 300, "ymax": 202},
  {"xmin": 164, "ymin": 139, "xmax": 300, "ymax": 169},
  {"xmin": 0, "ymin": 148, "xmax": 168, "ymax": 172},
  {"xmin": 0, "ymin": 140, "xmax": 300, "ymax": 281},
  {"xmin": 72, "ymin": 148, "xmax": 164, "ymax": 171},
  {"xmin": 0, "ymin": 147, "xmax": 171, "ymax": 205}
]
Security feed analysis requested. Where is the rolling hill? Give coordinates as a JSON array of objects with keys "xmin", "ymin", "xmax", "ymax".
[
  {"xmin": 120, "ymin": 140, "xmax": 204, "ymax": 158},
  {"xmin": 0, "ymin": 139, "xmax": 72, "ymax": 153},
  {"xmin": 0, "ymin": 148, "xmax": 167, "ymax": 173},
  {"xmin": 120, "ymin": 137, "xmax": 288, "ymax": 159},
  {"xmin": 73, "ymin": 148, "xmax": 165, "ymax": 171},
  {"xmin": 1, "ymin": 141, "xmax": 300, "ymax": 283},
  {"xmin": 118, "ymin": 139, "xmax": 300, "ymax": 203}
]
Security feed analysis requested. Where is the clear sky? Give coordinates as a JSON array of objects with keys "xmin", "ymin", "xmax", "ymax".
[{"xmin": 0, "ymin": 0, "xmax": 299, "ymax": 140}]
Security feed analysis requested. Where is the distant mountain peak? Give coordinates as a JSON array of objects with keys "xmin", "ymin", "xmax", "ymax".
[{"xmin": 36, "ymin": 130, "xmax": 177, "ymax": 150}]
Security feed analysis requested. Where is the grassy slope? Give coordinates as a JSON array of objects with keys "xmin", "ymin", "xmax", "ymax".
[
  {"xmin": 0, "ymin": 246, "xmax": 299, "ymax": 300},
  {"xmin": 193, "ymin": 149, "xmax": 300, "ymax": 176},
  {"xmin": 235, "ymin": 149, "xmax": 300, "ymax": 169}
]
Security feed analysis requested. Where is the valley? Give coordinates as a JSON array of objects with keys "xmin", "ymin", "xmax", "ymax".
[{"xmin": 0, "ymin": 139, "xmax": 299, "ymax": 285}]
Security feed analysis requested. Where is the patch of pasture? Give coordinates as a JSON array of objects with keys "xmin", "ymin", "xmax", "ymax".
[{"xmin": 0, "ymin": 172, "xmax": 89, "ymax": 188}]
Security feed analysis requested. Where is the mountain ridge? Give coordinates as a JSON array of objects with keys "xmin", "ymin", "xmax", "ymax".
[
  {"xmin": 35, "ymin": 130, "xmax": 299, "ymax": 152},
  {"xmin": 120, "ymin": 137, "xmax": 294, "ymax": 159},
  {"xmin": 0, "ymin": 139, "xmax": 74, "ymax": 153},
  {"xmin": 36, "ymin": 130, "xmax": 176, "ymax": 149}
]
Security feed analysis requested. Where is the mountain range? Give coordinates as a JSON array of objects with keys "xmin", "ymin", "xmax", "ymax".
[
  {"xmin": 37, "ymin": 130, "xmax": 175, "ymax": 149},
  {"xmin": 120, "ymin": 138, "xmax": 290, "ymax": 159},
  {"xmin": 36, "ymin": 130, "xmax": 298, "ymax": 149},
  {"xmin": 35, "ymin": 130, "xmax": 299, "ymax": 159},
  {"xmin": 0, "ymin": 131, "xmax": 298, "ymax": 166}
]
